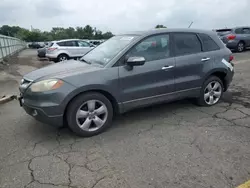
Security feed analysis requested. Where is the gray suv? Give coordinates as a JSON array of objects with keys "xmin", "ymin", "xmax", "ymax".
[
  {"xmin": 19, "ymin": 29, "xmax": 234, "ymax": 137},
  {"xmin": 216, "ymin": 27, "xmax": 250, "ymax": 52}
]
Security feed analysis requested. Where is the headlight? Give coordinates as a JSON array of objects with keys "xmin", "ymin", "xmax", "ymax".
[{"xmin": 30, "ymin": 79, "xmax": 64, "ymax": 92}]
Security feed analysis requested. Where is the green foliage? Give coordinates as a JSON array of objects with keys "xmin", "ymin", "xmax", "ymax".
[
  {"xmin": 0, "ymin": 25, "xmax": 114, "ymax": 42},
  {"xmin": 155, "ymin": 25, "xmax": 167, "ymax": 29}
]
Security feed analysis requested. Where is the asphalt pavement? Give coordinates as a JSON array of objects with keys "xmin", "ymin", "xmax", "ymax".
[{"xmin": 0, "ymin": 49, "xmax": 250, "ymax": 188}]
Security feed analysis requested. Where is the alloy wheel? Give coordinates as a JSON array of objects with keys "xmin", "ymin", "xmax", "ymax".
[
  {"xmin": 204, "ymin": 81, "xmax": 222, "ymax": 105},
  {"xmin": 238, "ymin": 43, "xmax": 244, "ymax": 52},
  {"xmin": 76, "ymin": 100, "xmax": 108, "ymax": 132}
]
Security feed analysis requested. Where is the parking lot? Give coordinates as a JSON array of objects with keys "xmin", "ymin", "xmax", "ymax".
[{"xmin": 0, "ymin": 49, "xmax": 250, "ymax": 188}]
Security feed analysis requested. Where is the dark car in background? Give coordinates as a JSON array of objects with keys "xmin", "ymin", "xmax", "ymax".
[
  {"xmin": 37, "ymin": 42, "xmax": 52, "ymax": 58},
  {"xmin": 216, "ymin": 27, "xmax": 250, "ymax": 52},
  {"xmin": 28, "ymin": 42, "xmax": 43, "ymax": 49},
  {"xmin": 19, "ymin": 28, "xmax": 234, "ymax": 137}
]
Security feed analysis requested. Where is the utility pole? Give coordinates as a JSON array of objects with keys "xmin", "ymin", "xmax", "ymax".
[{"xmin": 188, "ymin": 21, "xmax": 193, "ymax": 28}]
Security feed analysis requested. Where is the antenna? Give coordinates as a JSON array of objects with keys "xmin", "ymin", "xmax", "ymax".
[{"xmin": 188, "ymin": 21, "xmax": 193, "ymax": 28}]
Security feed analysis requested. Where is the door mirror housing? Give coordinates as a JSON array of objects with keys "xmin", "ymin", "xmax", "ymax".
[{"xmin": 126, "ymin": 56, "xmax": 146, "ymax": 66}]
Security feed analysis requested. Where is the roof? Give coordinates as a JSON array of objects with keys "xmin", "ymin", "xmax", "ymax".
[
  {"xmin": 54, "ymin": 39, "xmax": 85, "ymax": 42},
  {"xmin": 119, "ymin": 28, "xmax": 215, "ymax": 36}
]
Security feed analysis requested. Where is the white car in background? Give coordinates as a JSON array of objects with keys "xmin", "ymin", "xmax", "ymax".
[{"xmin": 46, "ymin": 39, "xmax": 95, "ymax": 62}]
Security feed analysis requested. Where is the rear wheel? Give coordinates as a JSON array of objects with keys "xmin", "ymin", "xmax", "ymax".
[
  {"xmin": 57, "ymin": 54, "xmax": 69, "ymax": 62},
  {"xmin": 236, "ymin": 41, "xmax": 245, "ymax": 52},
  {"xmin": 196, "ymin": 76, "xmax": 223, "ymax": 106},
  {"xmin": 66, "ymin": 92, "xmax": 113, "ymax": 137}
]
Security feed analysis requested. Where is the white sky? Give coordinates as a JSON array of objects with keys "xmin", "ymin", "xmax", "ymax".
[{"xmin": 1, "ymin": 0, "xmax": 250, "ymax": 34}]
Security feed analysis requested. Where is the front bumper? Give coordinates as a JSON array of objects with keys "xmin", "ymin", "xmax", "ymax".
[
  {"xmin": 22, "ymin": 101, "xmax": 64, "ymax": 127},
  {"xmin": 19, "ymin": 80, "xmax": 77, "ymax": 127}
]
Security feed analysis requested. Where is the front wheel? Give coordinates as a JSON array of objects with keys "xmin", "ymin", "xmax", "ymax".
[
  {"xmin": 66, "ymin": 92, "xmax": 113, "ymax": 137},
  {"xmin": 196, "ymin": 76, "xmax": 223, "ymax": 106}
]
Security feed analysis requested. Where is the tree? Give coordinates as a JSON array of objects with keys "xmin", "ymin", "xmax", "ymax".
[
  {"xmin": 0, "ymin": 25, "xmax": 114, "ymax": 42},
  {"xmin": 155, "ymin": 25, "xmax": 167, "ymax": 29}
]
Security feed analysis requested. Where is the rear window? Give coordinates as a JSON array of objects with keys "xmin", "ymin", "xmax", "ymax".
[
  {"xmin": 216, "ymin": 29, "xmax": 232, "ymax": 36},
  {"xmin": 198, "ymin": 33, "xmax": 220, "ymax": 52}
]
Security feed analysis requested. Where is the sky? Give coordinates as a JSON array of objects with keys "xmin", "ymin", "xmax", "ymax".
[{"xmin": 0, "ymin": 0, "xmax": 250, "ymax": 34}]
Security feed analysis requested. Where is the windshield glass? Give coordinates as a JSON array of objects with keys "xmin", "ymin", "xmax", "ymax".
[{"xmin": 80, "ymin": 35, "xmax": 137, "ymax": 66}]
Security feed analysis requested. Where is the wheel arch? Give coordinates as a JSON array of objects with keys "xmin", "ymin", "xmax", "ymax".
[
  {"xmin": 63, "ymin": 89, "xmax": 120, "ymax": 126},
  {"xmin": 203, "ymin": 69, "xmax": 228, "ymax": 91}
]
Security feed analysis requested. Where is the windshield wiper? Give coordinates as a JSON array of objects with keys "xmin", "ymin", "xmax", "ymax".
[{"xmin": 79, "ymin": 57, "xmax": 91, "ymax": 64}]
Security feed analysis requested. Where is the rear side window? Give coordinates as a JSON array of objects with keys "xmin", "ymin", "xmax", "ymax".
[
  {"xmin": 198, "ymin": 33, "xmax": 220, "ymax": 52},
  {"xmin": 57, "ymin": 41, "xmax": 77, "ymax": 47},
  {"xmin": 173, "ymin": 33, "xmax": 202, "ymax": 56}
]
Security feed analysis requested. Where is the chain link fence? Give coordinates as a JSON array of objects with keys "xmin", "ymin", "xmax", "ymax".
[{"xmin": 0, "ymin": 34, "xmax": 26, "ymax": 61}]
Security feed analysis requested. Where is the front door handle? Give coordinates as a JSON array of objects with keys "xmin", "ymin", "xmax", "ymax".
[
  {"xmin": 201, "ymin": 57, "xmax": 210, "ymax": 62},
  {"xmin": 162, "ymin": 65, "xmax": 174, "ymax": 70}
]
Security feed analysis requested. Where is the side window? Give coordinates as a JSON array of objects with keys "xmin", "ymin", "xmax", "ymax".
[
  {"xmin": 64, "ymin": 41, "xmax": 77, "ymax": 47},
  {"xmin": 57, "ymin": 42, "xmax": 65, "ymax": 46},
  {"xmin": 128, "ymin": 34, "xmax": 170, "ymax": 62},
  {"xmin": 78, "ymin": 41, "xmax": 90, "ymax": 47},
  {"xmin": 242, "ymin": 28, "xmax": 250, "ymax": 34},
  {"xmin": 198, "ymin": 33, "xmax": 220, "ymax": 51},
  {"xmin": 173, "ymin": 33, "xmax": 202, "ymax": 56},
  {"xmin": 235, "ymin": 28, "xmax": 243, "ymax": 34}
]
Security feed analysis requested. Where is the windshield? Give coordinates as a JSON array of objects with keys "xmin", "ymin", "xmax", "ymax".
[{"xmin": 80, "ymin": 35, "xmax": 137, "ymax": 66}]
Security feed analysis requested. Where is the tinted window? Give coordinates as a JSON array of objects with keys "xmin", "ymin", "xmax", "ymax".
[
  {"xmin": 128, "ymin": 34, "xmax": 170, "ymax": 62},
  {"xmin": 242, "ymin": 28, "xmax": 250, "ymax": 34},
  {"xmin": 78, "ymin": 41, "xmax": 90, "ymax": 47},
  {"xmin": 235, "ymin": 28, "xmax": 243, "ymax": 34},
  {"xmin": 57, "ymin": 41, "xmax": 77, "ymax": 47},
  {"xmin": 198, "ymin": 33, "xmax": 220, "ymax": 51},
  {"xmin": 173, "ymin": 33, "xmax": 201, "ymax": 56}
]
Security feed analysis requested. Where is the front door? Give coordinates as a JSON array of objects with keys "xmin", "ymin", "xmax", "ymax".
[{"xmin": 118, "ymin": 33, "xmax": 176, "ymax": 111}]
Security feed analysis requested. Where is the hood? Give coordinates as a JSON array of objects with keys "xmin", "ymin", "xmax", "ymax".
[{"xmin": 24, "ymin": 60, "xmax": 102, "ymax": 81}]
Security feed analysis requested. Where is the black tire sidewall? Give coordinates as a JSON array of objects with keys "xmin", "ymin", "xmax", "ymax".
[
  {"xmin": 197, "ymin": 76, "xmax": 223, "ymax": 106},
  {"xmin": 237, "ymin": 42, "xmax": 245, "ymax": 52},
  {"xmin": 58, "ymin": 54, "xmax": 68, "ymax": 62},
  {"xmin": 66, "ymin": 92, "xmax": 113, "ymax": 137}
]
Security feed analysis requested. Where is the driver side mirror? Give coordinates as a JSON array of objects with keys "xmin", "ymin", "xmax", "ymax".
[{"xmin": 126, "ymin": 56, "xmax": 146, "ymax": 66}]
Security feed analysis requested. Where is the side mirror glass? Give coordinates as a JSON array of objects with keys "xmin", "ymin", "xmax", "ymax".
[{"xmin": 126, "ymin": 56, "xmax": 145, "ymax": 66}]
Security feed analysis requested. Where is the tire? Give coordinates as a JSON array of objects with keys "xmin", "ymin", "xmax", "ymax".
[
  {"xmin": 236, "ymin": 41, "xmax": 245, "ymax": 52},
  {"xmin": 196, "ymin": 76, "xmax": 223, "ymax": 106},
  {"xmin": 66, "ymin": 92, "xmax": 113, "ymax": 137},
  {"xmin": 57, "ymin": 54, "xmax": 69, "ymax": 62}
]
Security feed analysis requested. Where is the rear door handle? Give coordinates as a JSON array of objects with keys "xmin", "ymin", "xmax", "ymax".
[
  {"xmin": 162, "ymin": 65, "xmax": 174, "ymax": 70},
  {"xmin": 201, "ymin": 57, "xmax": 210, "ymax": 62}
]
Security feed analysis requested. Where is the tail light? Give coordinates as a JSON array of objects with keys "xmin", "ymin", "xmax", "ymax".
[
  {"xmin": 227, "ymin": 35, "xmax": 236, "ymax": 40},
  {"xmin": 47, "ymin": 47, "xmax": 57, "ymax": 51}
]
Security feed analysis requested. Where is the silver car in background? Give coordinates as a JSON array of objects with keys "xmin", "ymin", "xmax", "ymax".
[
  {"xmin": 46, "ymin": 39, "xmax": 95, "ymax": 62},
  {"xmin": 216, "ymin": 27, "xmax": 250, "ymax": 52}
]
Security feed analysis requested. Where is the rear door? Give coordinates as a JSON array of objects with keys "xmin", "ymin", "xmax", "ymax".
[
  {"xmin": 173, "ymin": 33, "xmax": 214, "ymax": 93},
  {"xmin": 119, "ymin": 33, "xmax": 176, "ymax": 110}
]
